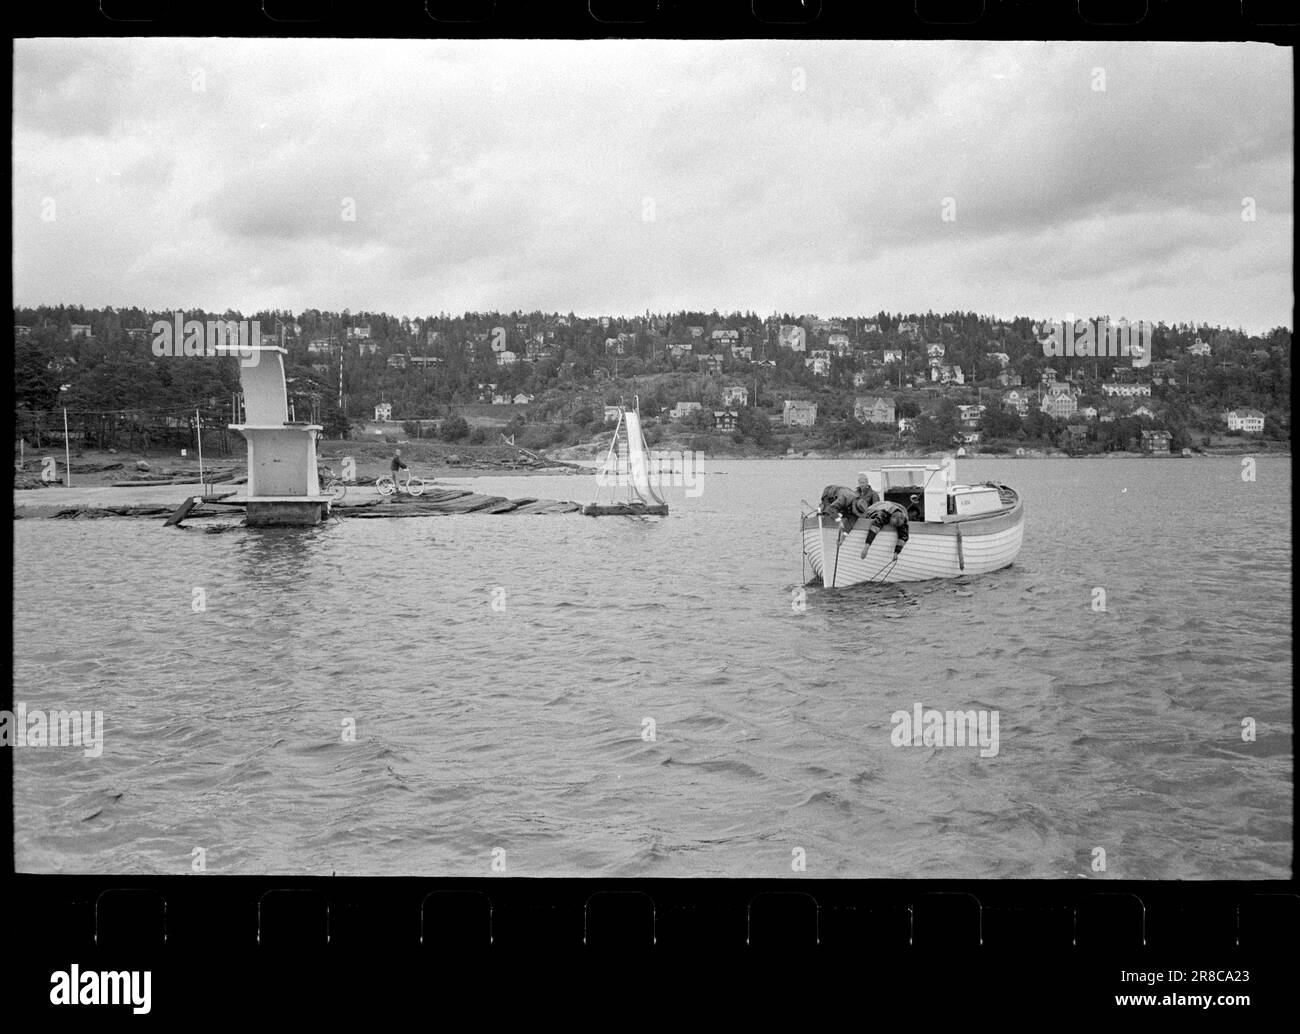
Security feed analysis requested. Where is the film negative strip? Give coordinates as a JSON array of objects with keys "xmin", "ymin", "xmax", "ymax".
[{"xmin": 6, "ymin": 0, "xmax": 1296, "ymax": 1019}]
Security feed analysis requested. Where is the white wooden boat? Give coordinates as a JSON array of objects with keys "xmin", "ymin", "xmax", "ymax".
[{"xmin": 800, "ymin": 460, "xmax": 1023, "ymax": 586}]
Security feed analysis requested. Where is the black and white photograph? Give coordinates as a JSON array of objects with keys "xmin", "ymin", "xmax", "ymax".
[{"xmin": 10, "ymin": 37, "xmax": 1292, "ymax": 882}]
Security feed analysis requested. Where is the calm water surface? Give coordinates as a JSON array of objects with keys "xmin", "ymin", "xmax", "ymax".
[{"xmin": 12, "ymin": 457, "xmax": 1292, "ymax": 878}]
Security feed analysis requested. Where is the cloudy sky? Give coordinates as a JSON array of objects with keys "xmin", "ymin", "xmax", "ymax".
[{"xmin": 12, "ymin": 38, "xmax": 1293, "ymax": 332}]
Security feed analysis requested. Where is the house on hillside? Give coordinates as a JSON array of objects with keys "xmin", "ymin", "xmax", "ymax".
[
  {"xmin": 603, "ymin": 406, "xmax": 621, "ymax": 424},
  {"xmin": 713, "ymin": 410, "xmax": 739, "ymax": 432},
  {"xmin": 723, "ymin": 385, "xmax": 749, "ymax": 407},
  {"xmin": 1140, "ymin": 429, "xmax": 1172, "ymax": 453},
  {"xmin": 931, "ymin": 364, "xmax": 964, "ymax": 385},
  {"xmin": 1040, "ymin": 383, "xmax": 1077, "ymax": 418},
  {"xmin": 779, "ymin": 325, "xmax": 806, "ymax": 352},
  {"xmin": 671, "ymin": 401, "xmax": 703, "ymax": 421},
  {"xmin": 854, "ymin": 395, "xmax": 896, "ymax": 425},
  {"xmin": 1102, "ymin": 381, "xmax": 1151, "ymax": 397},
  {"xmin": 374, "ymin": 403, "xmax": 392, "ymax": 422},
  {"xmin": 1002, "ymin": 389, "xmax": 1032, "ymax": 417},
  {"xmin": 782, "ymin": 400, "xmax": 817, "ymax": 427},
  {"xmin": 1225, "ymin": 408, "xmax": 1265, "ymax": 432}
]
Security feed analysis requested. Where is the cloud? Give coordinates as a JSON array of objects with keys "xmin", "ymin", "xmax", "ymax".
[{"xmin": 11, "ymin": 38, "xmax": 1294, "ymax": 332}]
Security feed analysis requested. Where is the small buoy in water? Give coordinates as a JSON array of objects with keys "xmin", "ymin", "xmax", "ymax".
[{"xmin": 1121, "ymin": 488, "xmax": 1128, "ymax": 493}]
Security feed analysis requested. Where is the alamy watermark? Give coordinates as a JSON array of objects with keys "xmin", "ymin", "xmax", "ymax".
[
  {"xmin": 50, "ymin": 966, "xmax": 150, "ymax": 1014},
  {"xmin": 1, "ymin": 703, "xmax": 104, "ymax": 757},
  {"xmin": 151, "ymin": 312, "xmax": 261, "ymax": 366},
  {"xmin": 596, "ymin": 443, "xmax": 705, "ymax": 497},
  {"xmin": 1040, "ymin": 317, "xmax": 1152, "ymax": 368},
  {"xmin": 890, "ymin": 703, "xmax": 1000, "ymax": 758}
]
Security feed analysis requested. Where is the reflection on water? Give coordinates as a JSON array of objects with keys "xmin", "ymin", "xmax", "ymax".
[{"xmin": 12, "ymin": 458, "xmax": 1292, "ymax": 877}]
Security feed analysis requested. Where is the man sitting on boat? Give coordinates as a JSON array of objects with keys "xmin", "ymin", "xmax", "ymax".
[{"xmin": 860, "ymin": 499, "xmax": 910, "ymax": 559}]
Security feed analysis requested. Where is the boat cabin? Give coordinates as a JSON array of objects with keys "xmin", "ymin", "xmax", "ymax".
[{"xmin": 859, "ymin": 464, "xmax": 1004, "ymax": 522}]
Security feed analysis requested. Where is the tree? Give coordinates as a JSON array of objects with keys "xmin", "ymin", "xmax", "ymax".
[
  {"xmin": 736, "ymin": 406, "xmax": 772, "ymax": 445},
  {"xmin": 440, "ymin": 413, "xmax": 470, "ymax": 441},
  {"xmin": 322, "ymin": 410, "xmax": 350, "ymax": 439}
]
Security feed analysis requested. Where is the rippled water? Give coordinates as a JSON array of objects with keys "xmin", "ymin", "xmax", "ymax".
[{"xmin": 12, "ymin": 457, "xmax": 1292, "ymax": 878}]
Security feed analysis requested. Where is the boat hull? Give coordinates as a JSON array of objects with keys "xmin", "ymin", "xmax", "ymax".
[{"xmin": 801, "ymin": 499, "xmax": 1024, "ymax": 586}]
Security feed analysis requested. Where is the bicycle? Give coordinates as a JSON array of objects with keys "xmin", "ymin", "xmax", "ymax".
[
  {"xmin": 376, "ymin": 470, "xmax": 425, "ymax": 496},
  {"xmin": 318, "ymin": 466, "xmax": 348, "ymax": 502}
]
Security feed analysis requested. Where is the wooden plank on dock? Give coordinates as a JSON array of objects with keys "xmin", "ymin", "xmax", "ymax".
[
  {"xmin": 163, "ymin": 497, "xmax": 200, "ymax": 527},
  {"xmin": 580, "ymin": 502, "xmax": 669, "ymax": 516}
]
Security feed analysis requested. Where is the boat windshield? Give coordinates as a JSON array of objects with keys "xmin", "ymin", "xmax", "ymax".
[{"xmin": 882, "ymin": 468, "xmax": 928, "ymax": 490}]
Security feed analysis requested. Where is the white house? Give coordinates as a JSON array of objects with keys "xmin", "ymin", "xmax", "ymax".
[
  {"xmin": 1189, "ymin": 339, "xmax": 1212, "ymax": 357},
  {"xmin": 1041, "ymin": 383, "xmax": 1078, "ymax": 418},
  {"xmin": 671, "ymin": 401, "xmax": 703, "ymax": 420},
  {"xmin": 374, "ymin": 402, "xmax": 392, "ymax": 422},
  {"xmin": 805, "ymin": 356, "xmax": 830, "ymax": 377},
  {"xmin": 496, "ymin": 350, "xmax": 518, "ymax": 366},
  {"xmin": 779, "ymin": 325, "xmax": 806, "ymax": 352},
  {"xmin": 1102, "ymin": 382, "xmax": 1152, "ymax": 397},
  {"xmin": 723, "ymin": 385, "xmax": 749, "ymax": 407},
  {"xmin": 1225, "ymin": 408, "xmax": 1265, "ymax": 432}
]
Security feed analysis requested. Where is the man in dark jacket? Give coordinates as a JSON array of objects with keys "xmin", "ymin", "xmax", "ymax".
[
  {"xmin": 821, "ymin": 486, "xmax": 863, "ymax": 533},
  {"xmin": 860, "ymin": 499, "xmax": 910, "ymax": 559}
]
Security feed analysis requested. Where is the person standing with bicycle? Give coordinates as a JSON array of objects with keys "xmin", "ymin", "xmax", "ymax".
[{"xmin": 390, "ymin": 448, "xmax": 409, "ymax": 494}]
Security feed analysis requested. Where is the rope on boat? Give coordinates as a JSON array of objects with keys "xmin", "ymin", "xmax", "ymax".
[
  {"xmin": 868, "ymin": 555, "xmax": 899, "ymax": 584},
  {"xmin": 956, "ymin": 524, "xmax": 965, "ymax": 571}
]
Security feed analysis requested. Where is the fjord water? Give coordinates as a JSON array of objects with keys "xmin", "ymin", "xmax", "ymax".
[{"xmin": 13, "ymin": 457, "xmax": 1292, "ymax": 878}]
